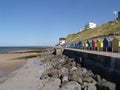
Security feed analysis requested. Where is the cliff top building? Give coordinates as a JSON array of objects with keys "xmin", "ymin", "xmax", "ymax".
[
  {"xmin": 59, "ymin": 38, "xmax": 65, "ymax": 45},
  {"xmin": 85, "ymin": 22, "xmax": 96, "ymax": 29}
]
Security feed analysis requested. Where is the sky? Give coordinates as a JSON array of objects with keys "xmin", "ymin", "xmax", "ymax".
[{"xmin": 0, "ymin": 0, "xmax": 120, "ymax": 46}]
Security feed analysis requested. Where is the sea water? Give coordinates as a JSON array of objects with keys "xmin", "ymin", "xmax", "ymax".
[{"xmin": 0, "ymin": 46, "xmax": 49, "ymax": 53}]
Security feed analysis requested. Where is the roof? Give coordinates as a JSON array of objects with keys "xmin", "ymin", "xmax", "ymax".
[
  {"xmin": 59, "ymin": 38, "xmax": 65, "ymax": 41},
  {"xmin": 104, "ymin": 37, "xmax": 113, "ymax": 41},
  {"xmin": 114, "ymin": 36, "xmax": 120, "ymax": 40}
]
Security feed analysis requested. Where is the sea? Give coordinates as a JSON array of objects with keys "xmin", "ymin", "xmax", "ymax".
[{"xmin": 0, "ymin": 46, "xmax": 50, "ymax": 53}]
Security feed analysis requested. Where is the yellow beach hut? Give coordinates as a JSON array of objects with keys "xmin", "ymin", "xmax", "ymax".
[
  {"xmin": 84, "ymin": 40, "xmax": 88, "ymax": 50},
  {"xmin": 112, "ymin": 37, "xmax": 120, "ymax": 52},
  {"xmin": 97, "ymin": 39, "xmax": 103, "ymax": 51}
]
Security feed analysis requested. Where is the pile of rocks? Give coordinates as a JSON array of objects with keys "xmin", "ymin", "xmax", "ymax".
[{"xmin": 39, "ymin": 54, "xmax": 116, "ymax": 90}]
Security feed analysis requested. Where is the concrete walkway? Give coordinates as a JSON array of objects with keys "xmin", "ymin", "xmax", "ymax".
[
  {"xmin": 0, "ymin": 58, "xmax": 45, "ymax": 90},
  {"xmin": 65, "ymin": 48, "xmax": 120, "ymax": 58}
]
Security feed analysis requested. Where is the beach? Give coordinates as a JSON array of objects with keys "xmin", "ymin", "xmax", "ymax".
[
  {"xmin": 0, "ymin": 48, "xmax": 52, "ymax": 90},
  {"xmin": 0, "ymin": 53, "xmax": 28, "ymax": 73},
  {"xmin": 0, "ymin": 48, "xmax": 44, "ymax": 82},
  {"xmin": 0, "ymin": 58, "xmax": 45, "ymax": 90}
]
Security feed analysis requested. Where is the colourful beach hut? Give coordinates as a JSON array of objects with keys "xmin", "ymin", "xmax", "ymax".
[
  {"xmin": 92, "ymin": 39, "xmax": 97, "ymax": 50},
  {"xmin": 97, "ymin": 39, "xmax": 103, "ymax": 51},
  {"xmin": 81, "ymin": 41, "xmax": 85, "ymax": 49},
  {"xmin": 75, "ymin": 42, "xmax": 79, "ymax": 48},
  {"xmin": 84, "ymin": 41, "xmax": 88, "ymax": 50},
  {"xmin": 70, "ymin": 43, "xmax": 74, "ymax": 48},
  {"xmin": 78, "ymin": 41, "xmax": 81, "ymax": 49},
  {"xmin": 87, "ymin": 40, "xmax": 92, "ymax": 50},
  {"xmin": 112, "ymin": 37, "xmax": 120, "ymax": 52},
  {"xmin": 103, "ymin": 37, "xmax": 112, "ymax": 52}
]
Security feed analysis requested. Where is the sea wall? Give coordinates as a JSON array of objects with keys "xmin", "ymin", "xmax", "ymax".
[{"xmin": 62, "ymin": 48, "xmax": 120, "ymax": 90}]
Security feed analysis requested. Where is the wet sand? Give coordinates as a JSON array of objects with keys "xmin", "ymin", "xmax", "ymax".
[{"xmin": 0, "ymin": 53, "xmax": 31, "ymax": 78}]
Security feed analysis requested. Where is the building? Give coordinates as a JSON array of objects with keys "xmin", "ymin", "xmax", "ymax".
[
  {"xmin": 118, "ymin": 11, "xmax": 120, "ymax": 19},
  {"xmin": 97, "ymin": 39, "xmax": 103, "ymax": 51},
  {"xmin": 112, "ymin": 37, "xmax": 120, "ymax": 52},
  {"xmin": 85, "ymin": 22, "xmax": 96, "ymax": 29},
  {"xmin": 103, "ymin": 37, "xmax": 113, "ymax": 52},
  {"xmin": 59, "ymin": 38, "xmax": 65, "ymax": 45}
]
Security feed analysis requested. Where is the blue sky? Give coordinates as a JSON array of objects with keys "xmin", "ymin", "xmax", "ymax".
[{"xmin": 0, "ymin": 0, "xmax": 120, "ymax": 46}]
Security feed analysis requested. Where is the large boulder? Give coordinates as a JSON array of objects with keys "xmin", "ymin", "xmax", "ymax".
[
  {"xmin": 40, "ymin": 71, "xmax": 49, "ymax": 80},
  {"xmin": 87, "ymin": 83, "xmax": 97, "ymax": 90},
  {"xmin": 82, "ymin": 77, "xmax": 94, "ymax": 83},
  {"xmin": 61, "ymin": 67, "xmax": 69, "ymax": 75},
  {"xmin": 68, "ymin": 74, "xmax": 82, "ymax": 84},
  {"xmin": 40, "ymin": 77, "xmax": 61, "ymax": 90},
  {"xmin": 94, "ymin": 75, "xmax": 101, "ymax": 82},
  {"xmin": 47, "ymin": 69, "xmax": 60, "ymax": 78},
  {"xmin": 96, "ymin": 80, "xmax": 116, "ymax": 90},
  {"xmin": 61, "ymin": 81, "xmax": 81, "ymax": 90},
  {"xmin": 84, "ymin": 70, "xmax": 94, "ymax": 77}
]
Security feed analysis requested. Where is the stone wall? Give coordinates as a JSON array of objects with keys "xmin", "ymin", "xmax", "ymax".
[{"xmin": 63, "ymin": 49, "xmax": 120, "ymax": 90}]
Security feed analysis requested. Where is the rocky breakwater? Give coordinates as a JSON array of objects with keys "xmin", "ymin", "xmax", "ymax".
[{"xmin": 39, "ymin": 54, "xmax": 116, "ymax": 90}]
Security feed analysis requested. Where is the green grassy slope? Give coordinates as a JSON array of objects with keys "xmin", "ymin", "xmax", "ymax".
[{"xmin": 66, "ymin": 20, "xmax": 120, "ymax": 43}]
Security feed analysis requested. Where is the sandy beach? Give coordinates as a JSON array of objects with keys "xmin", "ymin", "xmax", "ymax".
[
  {"xmin": 0, "ymin": 57, "xmax": 45, "ymax": 90},
  {"xmin": 0, "ymin": 54, "xmax": 27, "ymax": 73}
]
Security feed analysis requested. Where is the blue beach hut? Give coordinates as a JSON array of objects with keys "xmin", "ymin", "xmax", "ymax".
[{"xmin": 103, "ymin": 37, "xmax": 112, "ymax": 52}]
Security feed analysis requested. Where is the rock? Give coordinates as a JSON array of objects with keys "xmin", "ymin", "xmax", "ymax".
[
  {"xmin": 84, "ymin": 70, "xmax": 94, "ymax": 77},
  {"xmin": 70, "ymin": 68, "xmax": 83, "ymax": 77},
  {"xmin": 87, "ymin": 83, "xmax": 97, "ymax": 90},
  {"xmin": 82, "ymin": 68, "xmax": 88, "ymax": 74},
  {"xmin": 40, "ymin": 77, "xmax": 61, "ymax": 90},
  {"xmin": 62, "ymin": 75, "xmax": 69, "ymax": 83},
  {"xmin": 82, "ymin": 82, "xmax": 97, "ymax": 90},
  {"xmin": 47, "ymin": 69, "xmax": 60, "ymax": 78},
  {"xmin": 69, "ymin": 74, "xmax": 82, "ymax": 84},
  {"xmin": 40, "ymin": 71, "xmax": 49, "ymax": 80},
  {"xmin": 61, "ymin": 81, "xmax": 81, "ymax": 90},
  {"xmin": 94, "ymin": 75, "xmax": 101, "ymax": 82},
  {"xmin": 96, "ymin": 80, "xmax": 116, "ymax": 90},
  {"xmin": 83, "ymin": 77, "xmax": 94, "ymax": 83},
  {"xmin": 61, "ymin": 68, "xmax": 69, "ymax": 75},
  {"xmin": 70, "ymin": 67, "xmax": 78, "ymax": 71}
]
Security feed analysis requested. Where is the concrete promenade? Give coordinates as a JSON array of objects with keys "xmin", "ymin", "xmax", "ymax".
[{"xmin": 65, "ymin": 48, "xmax": 120, "ymax": 58}]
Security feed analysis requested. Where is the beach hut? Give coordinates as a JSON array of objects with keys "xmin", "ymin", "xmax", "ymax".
[
  {"xmin": 75, "ymin": 42, "xmax": 79, "ymax": 48},
  {"xmin": 92, "ymin": 39, "xmax": 97, "ymax": 50},
  {"xmin": 112, "ymin": 37, "xmax": 120, "ymax": 52},
  {"xmin": 77, "ymin": 41, "xmax": 81, "ymax": 49},
  {"xmin": 103, "ymin": 37, "xmax": 112, "ymax": 52},
  {"xmin": 70, "ymin": 43, "xmax": 74, "ymax": 48},
  {"xmin": 87, "ymin": 40, "xmax": 92, "ymax": 50},
  {"xmin": 84, "ymin": 41, "xmax": 88, "ymax": 50},
  {"xmin": 97, "ymin": 39, "xmax": 103, "ymax": 51},
  {"xmin": 78, "ymin": 41, "xmax": 83, "ymax": 49},
  {"xmin": 80, "ymin": 41, "xmax": 85, "ymax": 49}
]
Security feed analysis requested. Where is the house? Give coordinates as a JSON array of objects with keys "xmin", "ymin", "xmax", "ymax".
[
  {"xmin": 85, "ymin": 22, "xmax": 96, "ymax": 29},
  {"xmin": 112, "ymin": 37, "xmax": 120, "ymax": 52},
  {"xmin": 103, "ymin": 37, "xmax": 113, "ymax": 52},
  {"xmin": 97, "ymin": 39, "xmax": 103, "ymax": 51},
  {"xmin": 84, "ymin": 41, "xmax": 88, "ymax": 50},
  {"xmin": 87, "ymin": 40, "xmax": 92, "ymax": 50},
  {"xmin": 92, "ymin": 39, "xmax": 97, "ymax": 50},
  {"xmin": 79, "ymin": 41, "xmax": 84, "ymax": 49},
  {"xmin": 59, "ymin": 38, "xmax": 65, "ymax": 45}
]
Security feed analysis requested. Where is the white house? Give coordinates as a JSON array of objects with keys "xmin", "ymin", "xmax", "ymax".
[
  {"xmin": 85, "ymin": 22, "xmax": 96, "ymax": 29},
  {"xmin": 59, "ymin": 38, "xmax": 65, "ymax": 45}
]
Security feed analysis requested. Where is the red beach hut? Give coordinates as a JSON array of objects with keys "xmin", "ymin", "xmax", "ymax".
[{"xmin": 92, "ymin": 39, "xmax": 97, "ymax": 50}]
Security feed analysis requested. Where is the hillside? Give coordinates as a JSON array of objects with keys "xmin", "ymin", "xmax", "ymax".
[{"xmin": 66, "ymin": 20, "xmax": 120, "ymax": 43}]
